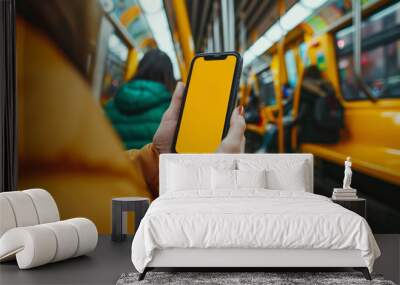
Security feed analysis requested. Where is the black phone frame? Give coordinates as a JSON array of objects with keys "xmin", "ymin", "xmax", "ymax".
[{"xmin": 171, "ymin": 51, "xmax": 243, "ymax": 153}]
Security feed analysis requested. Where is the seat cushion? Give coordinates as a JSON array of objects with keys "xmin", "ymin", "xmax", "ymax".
[
  {"xmin": 0, "ymin": 226, "xmax": 57, "ymax": 268},
  {"xmin": 23, "ymin": 189, "xmax": 59, "ymax": 223},
  {"xmin": 0, "ymin": 189, "xmax": 60, "ymax": 238},
  {"xmin": 64, "ymin": 218, "xmax": 98, "ymax": 257},
  {"xmin": 42, "ymin": 221, "xmax": 79, "ymax": 262},
  {"xmin": 0, "ymin": 192, "xmax": 39, "ymax": 227},
  {"xmin": 0, "ymin": 196, "xmax": 17, "ymax": 237}
]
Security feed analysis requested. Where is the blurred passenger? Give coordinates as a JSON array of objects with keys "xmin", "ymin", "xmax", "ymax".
[
  {"xmin": 258, "ymin": 83, "xmax": 294, "ymax": 153},
  {"xmin": 297, "ymin": 65, "xmax": 343, "ymax": 144},
  {"xmin": 244, "ymin": 90, "xmax": 264, "ymax": 153},
  {"xmin": 105, "ymin": 49, "xmax": 175, "ymax": 149},
  {"xmin": 282, "ymin": 83, "xmax": 294, "ymax": 101},
  {"xmin": 244, "ymin": 91, "xmax": 262, "ymax": 125}
]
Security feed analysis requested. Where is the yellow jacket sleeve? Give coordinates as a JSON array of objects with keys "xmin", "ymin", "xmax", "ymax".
[{"xmin": 126, "ymin": 144, "xmax": 160, "ymax": 199}]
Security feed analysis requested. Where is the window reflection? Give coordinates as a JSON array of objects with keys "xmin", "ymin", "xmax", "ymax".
[
  {"xmin": 258, "ymin": 70, "xmax": 276, "ymax": 106},
  {"xmin": 335, "ymin": 2, "xmax": 400, "ymax": 100}
]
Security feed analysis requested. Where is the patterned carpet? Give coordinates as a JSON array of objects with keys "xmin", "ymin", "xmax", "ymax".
[{"xmin": 117, "ymin": 271, "xmax": 396, "ymax": 285}]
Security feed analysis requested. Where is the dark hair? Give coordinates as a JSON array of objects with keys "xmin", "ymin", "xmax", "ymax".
[
  {"xmin": 303, "ymin": 65, "xmax": 322, "ymax": 81},
  {"xmin": 133, "ymin": 49, "xmax": 176, "ymax": 93}
]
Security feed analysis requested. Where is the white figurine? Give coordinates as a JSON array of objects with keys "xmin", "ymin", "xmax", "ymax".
[{"xmin": 343, "ymin": 156, "xmax": 353, "ymax": 189}]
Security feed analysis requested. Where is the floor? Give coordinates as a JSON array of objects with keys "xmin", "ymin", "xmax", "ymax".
[
  {"xmin": 0, "ymin": 236, "xmax": 134, "ymax": 285},
  {"xmin": 1, "ymin": 235, "xmax": 399, "ymax": 285},
  {"xmin": 374, "ymin": 235, "xmax": 400, "ymax": 284}
]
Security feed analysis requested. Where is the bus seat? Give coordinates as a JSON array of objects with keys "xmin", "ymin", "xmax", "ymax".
[
  {"xmin": 246, "ymin": 124, "xmax": 266, "ymax": 136},
  {"xmin": 301, "ymin": 143, "xmax": 400, "ymax": 186}
]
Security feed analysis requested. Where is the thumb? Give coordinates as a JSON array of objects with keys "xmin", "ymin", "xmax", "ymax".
[
  {"xmin": 216, "ymin": 106, "xmax": 246, "ymax": 153},
  {"xmin": 162, "ymin": 82, "xmax": 185, "ymax": 121},
  {"xmin": 228, "ymin": 106, "xmax": 246, "ymax": 143}
]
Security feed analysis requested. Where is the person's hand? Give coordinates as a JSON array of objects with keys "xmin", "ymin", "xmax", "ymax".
[
  {"xmin": 153, "ymin": 82, "xmax": 246, "ymax": 154},
  {"xmin": 216, "ymin": 106, "xmax": 246, "ymax": 153},
  {"xmin": 153, "ymin": 82, "xmax": 185, "ymax": 153}
]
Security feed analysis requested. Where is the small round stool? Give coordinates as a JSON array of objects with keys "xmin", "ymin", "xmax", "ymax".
[{"xmin": 111, "ymin": 197, "xmax": 149, "ymax": 242}]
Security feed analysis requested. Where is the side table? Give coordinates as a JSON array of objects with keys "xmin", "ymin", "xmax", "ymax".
[
  {"xmin": 112, "ymin": 197, "xmax": 149, "ymax": 242},
  {"xmin": 331, "ymin": 198, "xmax": 366, "ymax": 219}
]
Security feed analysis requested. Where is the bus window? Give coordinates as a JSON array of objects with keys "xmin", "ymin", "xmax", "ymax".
[
  {"xmin": 299, "ymin": 42, "xmax": 310, "ymax": 67},
  {"xmin": 258, "ymin": 69, "xmax": 276, "ymax": 106},
  {"xmin": 335, "ymin": 2, "xmax": 400, "ymax": 100},
  {"xmin": 101, "ymin": 33, "xmax": 129, "ymax": 104},
  {"xmin": 285, "ymin": 49, "xmax": 298, "ymax": 88}
]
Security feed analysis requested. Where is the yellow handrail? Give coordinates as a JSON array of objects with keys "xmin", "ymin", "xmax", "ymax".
[
  {"xmin": 276, "ymin": 0, "xmax": 286, "ymax": 153},
  {"xmin": 172, "ymin": 0, "xmax": 195, "ymax": 81},
  {"xmin": 290, "ymin": 67, "xmax": 304, "ymax": 151}
]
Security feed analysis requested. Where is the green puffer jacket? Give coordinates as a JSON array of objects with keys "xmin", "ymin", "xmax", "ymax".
[{"xmin": 104, "ymin": 80, "xmax": 171, "ymax": 149}]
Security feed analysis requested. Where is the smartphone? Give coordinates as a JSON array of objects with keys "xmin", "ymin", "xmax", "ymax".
[{"xmin": 172, "ymin": 52, "xmax": 242, "ymax": 153}]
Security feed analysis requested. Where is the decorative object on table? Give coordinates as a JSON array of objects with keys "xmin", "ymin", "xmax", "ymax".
[
  {"xmin": 343, "ymin": 156, "xmax": 353, "ymax": 189},
  {"xmin": 331, "ymin": 198, "xmax": 367, "ymax": 219},
  {"xmin": 0, "ymin": 189, "xmax": 98, "ymax": 269},
  {"xmin": 112, "ymin": 197, "xmax": 149, "ymax": 242},
  {"xmin": 117, "ymin": 271, "xmax": 394, "ymax": 285},
  {"xmin": 332, "ymin": 187, "xmax": 358, "ymax": 200},
  {"xmin": 332, "ymin": 156, "xmax": 358, "ymax": 200}
]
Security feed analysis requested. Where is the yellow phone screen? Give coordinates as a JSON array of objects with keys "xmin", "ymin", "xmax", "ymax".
[{"xmin": 175, "ymin": 55, "xmax": 237, "ymax": 153}]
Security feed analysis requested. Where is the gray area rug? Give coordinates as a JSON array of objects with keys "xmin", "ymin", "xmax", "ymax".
[{"xmin": 117, "ymin": 272, "xmax": 395, "ymax": 285}]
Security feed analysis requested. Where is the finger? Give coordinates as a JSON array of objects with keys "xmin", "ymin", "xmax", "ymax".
[
  {"xmin": 163, "ymin": 82, "xmax": 185, "ymax": 121},
  {"xmin": 227, "ymin": 106, "xmax": 246, "ymax": 142},
  {"xmin": 238, "ymin": 105, "xmax": 244, "ymax": 116},
  {"xmin": 240, "ymin": 134, "xmax": 246, "ymax": 153}
]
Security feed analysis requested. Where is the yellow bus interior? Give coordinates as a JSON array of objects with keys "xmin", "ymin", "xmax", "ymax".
[{"xmin": 16, "ymin": 0, "xmax": 400, "ymax": 234}]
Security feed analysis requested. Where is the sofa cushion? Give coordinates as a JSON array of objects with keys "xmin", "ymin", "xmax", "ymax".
[
  {"xmin": 0, "ymin": 192, "xmax": 39, "ymax": 227},
  {"xmin": 23, "ymin": 189, "xmax": 59, "ymax": 224},
  {"xmin": 0, "ymin": 196, "xmax": 17, "ymax": 237}
]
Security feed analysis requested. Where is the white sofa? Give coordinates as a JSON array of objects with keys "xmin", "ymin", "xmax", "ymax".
[{"xmin": 0, "ymin": 189, "xmax": 98, "ymax": 269}]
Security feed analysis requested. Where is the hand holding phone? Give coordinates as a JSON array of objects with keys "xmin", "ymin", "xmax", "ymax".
[
  {"xmin": 172, "ymin": 52, "xmax": 243, "ymax": 153},
  {"xmin": 153, "ymin": 82, "xmax": 245, "ymax": 154}
]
